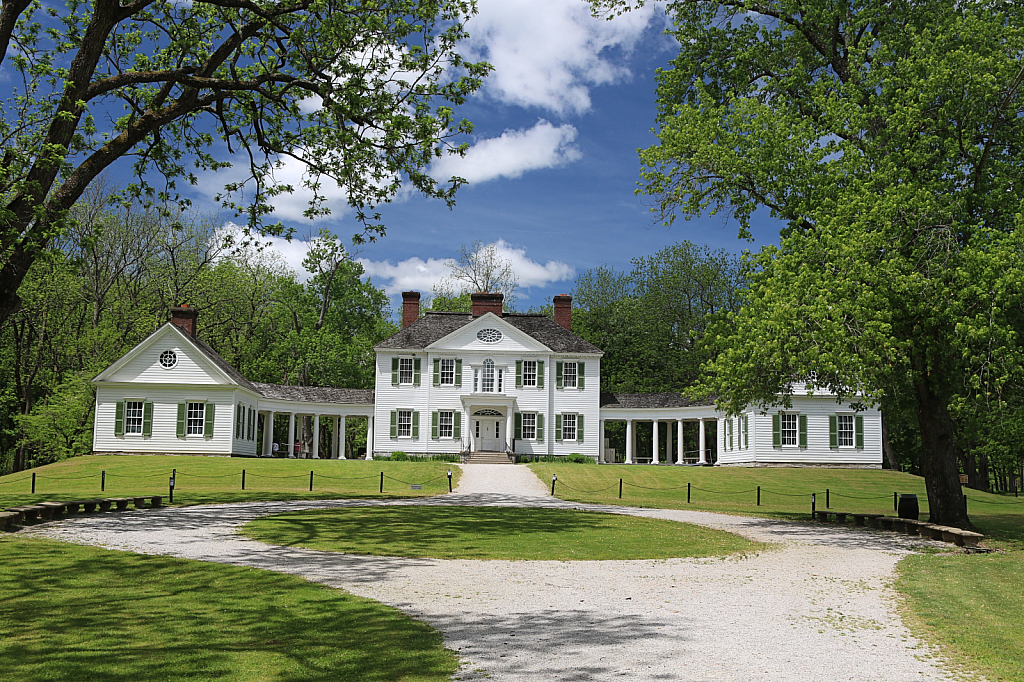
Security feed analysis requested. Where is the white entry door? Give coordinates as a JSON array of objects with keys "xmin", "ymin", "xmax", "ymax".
[{"xmin": 475, "ymin": 418, "xmax": 502, "ymax": 451}]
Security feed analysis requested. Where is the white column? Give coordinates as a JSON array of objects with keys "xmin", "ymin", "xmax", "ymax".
[
  {"xmin": 312, "ymin": 414, "xmax": 320, "ymax": 459},
  {"xmin": 506, "ymin": 412, "xmax": 514, "ymax": 453},
  {"xmin": 677, "ymin": 419, "xmax": 684, "ymax": 464},
  {"xmin": 625, "ymin": 420, "xmax": 634, "ymax": 464},
  {"xmin": 263, "ymin": 411, "xmax": 274, "ymax": 456},
  {"xmin": 599, "ymin": 419, "xmax": 606, "ymax": 462},
  {"xmin": 699, "ymin": 419, "xmax": 707, "ymax": 464},
  {"xmin": 652, "ymin": 420, "xmax": 660, "ymax": 464},
  {"xmin": 365, "ymin": 414, "xmax": 375, "ymax": 460},
  {"xmin": 342, "ymin": 413, "xmax": 350, "ymax": 456},
  {"xmin": 287, "ymin": 413, "xmax": 296, "ymax": 457}
]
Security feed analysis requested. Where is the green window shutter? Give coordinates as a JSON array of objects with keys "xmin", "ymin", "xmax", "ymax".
[
  {"xmin": 114, "ymin": 401, "xmax": 125, "ymax": 437},
  {"xmin": 536, "ymin": 413, "xmax": 544, "ymax": 442},
  {"xmin": 249, "ymin": 408, "xmax": 254, "ymax": 440},
  {"xmin": 537, "ymin": 361, "xmax": 544, "ymax": 388},
  {"xmin": 204, "ymin": 403, "xmax": 215, "ymax": 438},
  {"xmin": 433, "ymin": 359, "xmax": 440, "ymax": 386},
  {"xmin": 772, "ymin": 413, "xmax": 780, "ymax": 447},
  {"xmin": 413, "ymin": 358, "xmax": 421, "ymax": 385},
  {"xmin": 391, "ymin": 358, "xmax": 399, "ymax": 386},
  {"xmin": 556, "ymin": 361, "xmax": 563, "ymax": 389},
  {"xmin": 431, "ymin": 411, "xmax": 439, "ymax": 439},
  {"xmin": 829, "ymin": 415, "xmax": 838, "ymax": 448},
  {"xmin": 728, "ymin": 420, "xmax": 733, "ymax": 450},
  {"xmin": 453, "ymin": 412, "xmax": 461, "ymax": 439},
  {"xmin": 143, "ymin": 402, "xmax": 153, "ymax": 437},
  {"xmin": 454, "ymin": 359, "xmax": 462, "ymax": 386},
  {"xmin": 516, "ymin": 360, "xmax": 523, "ymax": 388},
  {"xmin": 412, "ymin": 411, "xmax": 420, "ymax": 438},
  {"xmin": 390, "ymin": 411, "xmax": 397, "ymax": 438},
  {"xmin": 235, "ymin": 405, "xmax": 242, "ymax": 439},
  {"xmin": 176, "ymin": 402, "xmax": 186, "ymax": 437},
  {"xmin": 555, "ymin": 414, "xmax": 563, "ymax": 442},
  {"xmin": 855, "ymin": 415, "xmax": 864, "ymax": 448},
  {"xmin": 798, "ymin": 414, "xmax": 807, "ymax": 447},
  {"xmin": 514, "ymin": 413, "xmax": 522, "ymax": 440},
  {"xmin": 743, "ymin": 414, "xmax": 749, "ymax": 448},
  {"xmin": 578, "ymin": 362, "xmax": 585, "ymax": 390},
  {"xmin": 577, "ymin": 414, "xmax": 584, "ymax": 442}
]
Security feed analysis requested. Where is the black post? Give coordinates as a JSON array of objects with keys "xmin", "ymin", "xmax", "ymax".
[
  {"xmin": 242, "ymin": 469, "xmax": 246, "ymax": 490},
  {"xmin": 380, "ymin": 471, "xmax": 384, "ymax": 493},
  {"xmin": 31, "ymin": 472, "xmax": 36, "ymax": 494},
  {"xmin": 309, "ymin": 470, "xmax": 314, "ymax": 492},
  {"xmin": 551, "ymin": 474, "xmax": 557, "ymax": 495},
  {"xmin": 757, "ymin": 485, "xmax": 761, "ymax": 506},
  {"xmin": 619, "ymin": 478, "xmax": 623, "ymax": 499},
  {"xmin": 101, "ymin": 470, "xmax": 106, "ymax": 492},
  {"xmin": 687, "ymin": 482, "xmax": 691, "ymax": 503},
  {"xmin": 826, "ymin": 488, "xmax": 830, "ymax": 509},
  {"xmin": 894, "ymin": 491, "xmax": 898, "ymax": 512},
  {"xmin": 447, "ymin": 470, "xmax": 452, "ymax": 493},
  {"xmin": 811, "ymin": 492, "xmax": 816, "ymax": 516},
  {"xmin": 169, "ymin": 471, "xmax": 175, "ymax": 504}
]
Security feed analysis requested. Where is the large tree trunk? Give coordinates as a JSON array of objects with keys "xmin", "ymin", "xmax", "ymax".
[
  {"xmin": 913, "ymin": 373, "xmax": 973, "ymax": 529},
  {"xmin": 880, "ymin": 411, "xmax": 900, "ymax": 470}
]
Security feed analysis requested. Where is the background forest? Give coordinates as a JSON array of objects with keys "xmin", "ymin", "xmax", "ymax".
[{"xmin": 1, "ymin": 189, "xmax": 1020, "ymax": 496}]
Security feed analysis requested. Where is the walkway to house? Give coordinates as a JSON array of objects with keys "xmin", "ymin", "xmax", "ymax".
[{"xmin": 20, "ymin": 466, "xmax": 960, "ymax": 682}]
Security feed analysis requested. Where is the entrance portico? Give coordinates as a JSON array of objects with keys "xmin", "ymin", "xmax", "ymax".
[{"xmin": 462, "ymin": 395, "xmax": 515, "ymax": 453}]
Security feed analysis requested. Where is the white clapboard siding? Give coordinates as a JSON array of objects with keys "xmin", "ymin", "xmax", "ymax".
[{"xmin": 98, "ymin": 325, "xmax": 230, "ymax": 386}]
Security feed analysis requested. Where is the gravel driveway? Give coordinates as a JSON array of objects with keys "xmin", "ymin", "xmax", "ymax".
[{"xmin": 20, "ymin": 464, "xmax": 963, "ymax": 681}]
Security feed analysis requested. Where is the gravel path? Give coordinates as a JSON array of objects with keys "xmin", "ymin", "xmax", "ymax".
[{"xmin": 20, "ymin": 464, "xmax": 963, "ymax": 681}]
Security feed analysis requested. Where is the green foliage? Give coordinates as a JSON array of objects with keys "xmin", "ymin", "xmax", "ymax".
[
  {"xmin": 15, "ymin": 372, "xmax": 95, "ymax": 466},
  {"xmin": 516, "ymin": 454, "xmax": 595, "ymax": 464},
  {"xmin": 373, "ymin": 453, "xmax": 460, "ymax": 462}
]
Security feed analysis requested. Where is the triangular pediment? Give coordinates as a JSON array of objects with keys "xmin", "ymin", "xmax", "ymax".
[
  {"xmin": 93, "ymin": 323, "xmax": 238, "ymax": 386},
  {"xmin": 426, "ymin": 313, "xmax": 551, "ymax": 353}
]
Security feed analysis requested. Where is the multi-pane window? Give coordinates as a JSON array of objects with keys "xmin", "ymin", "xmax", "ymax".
[
  {"xmin": 439, "ymin": 411, "xmax": 454, "ymax": 438},
  {"xmin": 482, "ymin": 359, "xmax": 495, "ymax": 392},
  {"xmin": 475, "ymin": 360, "xmax": 503, "ymax": 393},
  {"xmin": 440, "ymin": 358, "xmax": 455, "ymax": 385},
  {"xmin": 837, "ymin": 414, "xmax": 855, "ymax": 447},
  {"xmin": 523, "ymin": 360, "xmax": 537, "ymax": 387},
  {"xmin": 187, "ymin": 402, "xmax": 206, "ymax": 435},
  {"xmin": 562, "ymin": 413, "xmax": 577, "ymax": 441},
  {"xmin": 780, "ymin": 413, "xmax": 798, "ymax": 446},
  {"xmin": 562, "ymin": 362, "xmax": 577, "ymax": 388},
  {"xmin": 522, "ymin": 413, "xmax": 536, "ymax": 439},
  {"xmin": 124, "ymin": 401, "xmax": 144, "ymax": 434},
  {"xmin": 397, "ymin": 410, "xmax": 412, "ymax": 437},
  {"xmin": 399, "ymin": 358, "xmax": 414, "ymax": 384}
]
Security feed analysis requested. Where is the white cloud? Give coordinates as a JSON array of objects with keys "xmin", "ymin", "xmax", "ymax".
[
  {"xmin": 461, "ymin": 0, "xmax": 667, "ymax": 115},
  {"xmin": 432, "ymin": 120, "xmax": 581, "ymax": 184},
  {"xmin": 358, "ymin": 239, "xmax": 575, "ymax": 295}
]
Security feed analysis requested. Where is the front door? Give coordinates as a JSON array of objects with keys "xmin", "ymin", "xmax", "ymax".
[{"xmin": 475, "ymin": 418, "xmax": 502, "ymax": 451}]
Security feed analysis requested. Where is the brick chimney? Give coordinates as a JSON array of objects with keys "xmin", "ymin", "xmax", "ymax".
[
  {"xmin": 471, "ymin": 292, "xmax": 504, "ymax": 317},
  {"xmin": 553, "ymin": 294, "xmax": 572, "ymax": 331},
  {"xmin": 402, "ymin": 291, "xmax": 421, "ymax": 328},
  {"xmin": 170, "ymin": 305, "xmax": 198, "ymax": 338}
]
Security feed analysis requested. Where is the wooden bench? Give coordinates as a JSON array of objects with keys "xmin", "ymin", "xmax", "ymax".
[
  {"xmin": 922, "ymin": 524, "xmax": 984, "ymax": 547},
  {"xmin": 132, "ymin": 496, "xmax": 163, "ymax": 509},
  {"xmin": 5, "ymin": 505, "xmax": 48, "ymax": 522},
  {"xmin": 104, "ymin": 498, "xmax": 132, "ymax": 511},
  {"xmin": 851, "ymin": 513, "xmax": 883, "ymax": 526},
  {"xmin": 65, "ymin": 499, "xmax": 101, "ymax": 513},
  {"xmin": 813, "ymin": 510, "xmax": 850, "ymax": 523},
  {"xmin": 0, "ymin": 510, "xmax": 23, "ymax": 530},
  {"xmin": 38, "ymin": 501, "xmax": 68, "ymax": 518}
]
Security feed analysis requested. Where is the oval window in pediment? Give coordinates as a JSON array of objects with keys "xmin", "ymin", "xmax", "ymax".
[{"xmin": 476, "ymin": 328, "xmax": 502, "ymax": 343}]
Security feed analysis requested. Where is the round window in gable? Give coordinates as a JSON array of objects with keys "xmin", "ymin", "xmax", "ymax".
[
  {"xmin": 159, "ymin": 350, "xmax": 178, "ymax": 369},
  {"xmin": 476, "ymin": 328, "xmax": 502, "ymax": 343}
]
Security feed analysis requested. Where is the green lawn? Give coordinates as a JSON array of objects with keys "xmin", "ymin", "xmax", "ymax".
[
  {"xmin": 0, "ymin": 535, "xmax": 458, "ymax": 682},
  {"xmin": 0, "ymin": 455, "xmax": 459, "ymax": 508},
  {"xmin": 241, "ymin": 506, "xmax": 762, "ymax": 560}
]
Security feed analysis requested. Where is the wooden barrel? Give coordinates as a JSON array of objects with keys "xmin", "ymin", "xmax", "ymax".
[{"xmin": 897, "ymin": 493, "xmax": 919, "ymax": 520}]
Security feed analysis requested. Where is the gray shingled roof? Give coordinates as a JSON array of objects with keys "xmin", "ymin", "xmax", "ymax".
[
  {"xmin": 253, "ymin": 383, "xmax": 375, "ymax": 405},
  {"xmin": 600, "ymin": 392, "xmax": 715, "ymax": 409},
  {"xmin": 375, "ymin": 312, "xmax": 603, "ymax": 354}
]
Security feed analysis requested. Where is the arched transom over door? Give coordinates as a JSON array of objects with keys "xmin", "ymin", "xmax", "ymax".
[{"xmin": 472, "ymin": 409, "xmax": 504, "ymax": 452}]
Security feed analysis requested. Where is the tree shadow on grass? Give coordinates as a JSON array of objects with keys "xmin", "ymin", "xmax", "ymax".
[{"xmin": 0, "ymin": 536, "xmax": 457, "ymax": 682}]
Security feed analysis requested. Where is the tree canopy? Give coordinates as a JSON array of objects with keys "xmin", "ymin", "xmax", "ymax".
[
  {"xmin": 595, "ymin": 0, "xmax": 1024, "ymax": 527},
  {"xmin": 0, "ymin": 0, "xmax": 490, "ymax": 327}
]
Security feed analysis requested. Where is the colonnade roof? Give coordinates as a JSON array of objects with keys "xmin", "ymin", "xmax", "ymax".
[
  {"xmin": 599, "ymin": 392, "xmax": 715, "ymax": 409},
  {"xmin": 253, "ymin": 383, "xmax": 374, "ymax": 405}
]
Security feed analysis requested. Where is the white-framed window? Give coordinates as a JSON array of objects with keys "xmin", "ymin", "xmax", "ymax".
[
  {"xmin": 562, "ymin": 413, "xmax": 577, "ymax": 441},
  {"xmin": 482, "ymin": 359, "xmax": 494, "ymax": 392},
  {"xmin": 187, "ymin": 402, "xmax": 206, "ymax": 435},
  {"xmin": 397, "ymin": 410, "xmax": 413, "ymax": 438},
  {"xmin": 726, "ymin": 418, "xmax": 734, "ymax": 450},
  {"xmin": 476, "ymin": 359, "xmax": 503, "ymax": 393},
  {"xmin": 781, "ymin": 413, "xmax": 798, "ymax": 446},
  {"xmin": 124, "ymin": 401, "xmax": 144, "ymax": 434},
  {"xmin": 399, "ymin": 358, "xmax": 414, "ymax": 384},
  {"xmin": 523, "ymin": 360, "xmax": 537, "ymax": 387},
  {"xmin": 439, "ymin": 411, "xmax": 454, "ymax": 439},
  {"xmin": 837, "ymin": 414, "xmax": 855, "ymax": 447},
  {"xmin": 522, "ymin": 412, "xmax": 536, "ymax": 439},
  {"xmin": 440, "ymin": 358, "xmax": 455, "ymax": 385},
  {"xmin": 159, "ymin": 350, "xmax": 178, "ymax": 369},
  {"xmin": 563, "ymin": 361, "xmax": 577, "ymax": 388}
]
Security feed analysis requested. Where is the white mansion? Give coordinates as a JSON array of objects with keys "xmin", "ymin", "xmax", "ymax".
[{"xmin": 91, "ymin": 293, "xmax": 882, "ymax": 466}]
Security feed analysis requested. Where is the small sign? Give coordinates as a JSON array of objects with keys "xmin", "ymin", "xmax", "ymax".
[
  {"xmin": 410, "ymin": 484, "xmax": 423, "ymax": 490},
  {"xmin": 169, "ymin": 477, "xmax": 176, "ymax": 489},
  {"xmin": 959, "ymin": 474, "xmax": 968, "ymax": 485}
]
